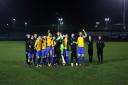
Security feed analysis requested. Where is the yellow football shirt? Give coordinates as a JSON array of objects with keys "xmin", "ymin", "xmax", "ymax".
[
  {"xmin": 42, "ymin": 40, "xmax": 46, "ymax": 50},
  {"xmin": 77, "ymin": 37, "xmax": 85, "ymax": 47},
  {"xmin": 64, "ymin": 38, "xmax": 68, "ymax": 49},
  {"xmin": 47, "ymin": 36, "xmax": 52, "ymax": 46},
  {"xmin": 34, "ymin": 40, "xmax": 42, "ymax": 51}
]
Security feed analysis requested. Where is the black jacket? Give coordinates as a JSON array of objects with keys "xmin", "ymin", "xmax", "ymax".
[
  {"xmin": 29, "ymin": 39, "xmax": 35, "ymax": 53},
  {"xmin": 70, "ymin": 37, "xmax": 77, "ymax": 50},
  {"xmin": 87, "ymin": 40, "xmax": 93, "ymax": 50},
  {"xmin": 96, "ymin": 40, "xmax": 105, "ymax": 51},
  {"xmin": 25, "ymin": 38, "xmax": 30, "ymax": 51},
  {"xmin": 55, "ymin": 36, "xmax": 62, "ymax": 51}
]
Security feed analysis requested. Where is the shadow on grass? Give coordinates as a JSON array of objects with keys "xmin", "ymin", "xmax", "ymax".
[
  {"xmin": 104, "ymin": 58, "xmax": 128, "ymax": 64},
  {"xmin": 84, "ymin": 57, "xmax": 128, "ymax": 65},
  {"xmin": 91, "ymin": 58, "xmax": 128, "ymax": 65},
  {"xmin": 23, "ymin": 57, "xmax": 128, "ymax": 71}
]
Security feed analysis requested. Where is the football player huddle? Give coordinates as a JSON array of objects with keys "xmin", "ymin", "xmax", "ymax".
[{"xmin": 25, "ymin": 29, "xmax": 105, "ymax": 67}]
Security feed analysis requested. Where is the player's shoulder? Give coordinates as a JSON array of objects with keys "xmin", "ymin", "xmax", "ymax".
[
  {"xmin": 36, "ymin": 39, "xmax": 40, "ymax": 43},
  {"xmin": 77, "ymin": 36, "xmax": 80, "ymax": 39},
  {"xmin": 46, "ymin": 36, "xmax": 49, "ymax": 38}
]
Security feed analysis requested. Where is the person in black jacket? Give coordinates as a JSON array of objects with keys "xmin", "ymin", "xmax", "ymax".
[
  {"xmin": 33, "ymin": 34, "xmax": 38, "ymax": 65},
  {"xmin": 25, "ymin": 34, "xmax": 30, "ymax": 64},
  {"xmin": 54, "ymin": 32, "xmax": 62, "ymax": 65},
  {"xmin": 63, "ymin": 34, "xmax": 70, "ymax": 65},
  {"xmin": 28, "ymin": 35, "xmax": 35, "ymax": 64},
  {"xmin": 96, "ymin": 36, "xmax": 105, "ymax": 63},
  {"xmin": 70, "ymin": 33, "xmax": 78, "ymax": 67},
  {"xmin": 87, "ymin": 35, "xmax": 93, "ymax": 63}
]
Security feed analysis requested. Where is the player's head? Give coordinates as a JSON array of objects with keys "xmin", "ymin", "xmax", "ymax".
[
  {"xmin": 34, "ymin": 34, "xmax": 37, "ymax": 39},
  {"xmin": 65, "ymin": 34, "xmax": 68, "ymax": 38},
  {"xmin": 53, "ymin": 36, "xmax": 56, "ymax": 40},
  {"xmin": 48, "ymin": 33, "xmax": 52, "ymax": 37},
  {"xmin": 59, "ymin": 32, "xmax": 62, "ymax": 36},
  {"xmin": 89, "ymin": 36, "xmax": 92, "ymax": 41},
  {"xmin": 31, "ymin": 35, "xmax": 34, "ymax": 40},
  {"xmin": 43, "ymin": 36, "xmax": 46, "ymax": 39},
  {"xmin": 98, "ymin": 36, "xmax": 102, "ymax": 40},
  {"xmin": 57, "ymin": 32, "xmax": 60, "ymax": 36},
  {"xmin": 38, "ymin": 36, "xmax": 42, "ymax": 41},
  {"xmin": 59, "ymin": 32, "xmax": 64, "ymax": 39},
  {"xmin": 71, "ymin": 33, "xmax": 75, "ymax": 38},
  {"xmin": 26, "ymin": 34, "xmax": 30, "ymax": 39},
  {"xmin": 79, "ymin": 32, "xmax": 83, "ymax": 37}
]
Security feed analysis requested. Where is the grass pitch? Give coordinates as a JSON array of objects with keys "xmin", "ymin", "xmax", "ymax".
[{"xmin": 0, "ymin": 41, "xmax": 128, "ymax": 85}]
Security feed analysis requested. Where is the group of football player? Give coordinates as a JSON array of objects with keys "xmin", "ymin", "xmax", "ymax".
[{"xmin": 25, "ymin": 29, "xmax": 105, "ymax": 67}]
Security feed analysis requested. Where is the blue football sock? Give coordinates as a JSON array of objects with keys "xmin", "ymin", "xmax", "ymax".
[
  {"xmin": 77, "ymin": 56, "xmax": 81, "ymax": 64},
  {"xmin": 42, "ymin": 58, "xmax": 45, "ymax": 64},
  {"xmin": 36, "ymin": 58, "xmax": 39, "ymax": 64},
  {"xmin": 82, "ymin": 57, "xmax": 85, "ymax": 64},
  {"xmin": 52, "ymin": 57, "xmax": 55, "ymax": 64},
  {"xmin": 50, "ymin": 56, "xmax": 53, "ymax": 64},
  {"xmin": 50, "ymin": 56, "xmax": 53, "ymax": 63},
  {"xmin": 66, "ymin": 56, "xmax": 69, "ymax": 64},
  {"xmin": 48, "ymin": 56, "xmax": 52, "ymax": 64}
]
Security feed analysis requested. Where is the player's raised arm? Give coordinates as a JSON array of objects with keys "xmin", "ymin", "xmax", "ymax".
[
  {"xmin": 47, "ymin": 29, "xmax": 50, "ymax": 34},
  {"xmin": 34, "ymin": 39, "xmax": 38, "ymax": 50},
  {"xmin": 82, "ymin": 29, "xmax": 87, "ymax": 38}
]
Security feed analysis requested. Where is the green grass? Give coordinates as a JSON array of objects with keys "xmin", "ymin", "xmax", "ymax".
[{"xmin": 0, "ymin": 41, "xmax": 128, "ymax": 85}]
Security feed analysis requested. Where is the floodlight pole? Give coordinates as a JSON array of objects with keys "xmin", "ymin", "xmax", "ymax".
[
  {"xmin": 25, "ymin": 22, "xmax": 28, "ymax": 34},
  {"xmin": 123, "ymin": 0, "xmax": 126, "ymax": 29},
  {"xmin": 58, "ymin": 24, "xmax": 59, "ymax": 32},
  {"xmin": 58, "ymin": 18, "xmax": 63, "ymax": 32},
  {"xmin": 105, "ymin": 18, "xmax": 110, "ymax": 30},
  {"xmin": 12, "ymin": 18, "xmax": 16, "ymax": 31}
]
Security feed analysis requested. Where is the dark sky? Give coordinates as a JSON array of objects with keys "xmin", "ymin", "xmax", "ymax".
[{"xmin": 0, "ymin": 0, "xmax": 127, "ymax": 25}]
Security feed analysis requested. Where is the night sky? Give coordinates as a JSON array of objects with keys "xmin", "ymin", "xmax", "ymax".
[{"xmin": 0, "ymin": 0, "xmax": 127, "ymax": 25}]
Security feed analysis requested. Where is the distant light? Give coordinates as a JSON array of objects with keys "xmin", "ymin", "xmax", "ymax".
[
  {"xmin": 60, "ymin": 22, "xmax": 64, "ymax": 25},
  {"xmin": 60, "ymin": 18, "xmax": 63, "ymax": 21},
  {"xmin": 58, "ymin": 17, "xmax": 64, "ymax": 25},
  {"xmin": 105, "ymin": 18, "xmax": 110, "ymax": 22},
  {"xmin": 95, "ymin": 22, "xmax": 100, "ymax": 28},
  {"xmin": 25, "ymin": 22, "xmax": 28, "ymax": 25},
  {"xmin": 58, "ymin": 18, "xmax": 61, "ymax": 21},
  {"xmin": 6, "ymin": 24, "xmax": 9, "ymax": 26},
  {"xmin": 96, "ymin": 22, "xmax": 100, "ymax": 25},
  {"xmin": 58, "ymin": 18, "xmax": 63, "ymax": 21},
  {"xmin": 13, "ymin": 18, "xmax": 16, "ymax": 21}
]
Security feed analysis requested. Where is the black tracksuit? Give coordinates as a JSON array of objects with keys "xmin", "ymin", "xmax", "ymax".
[
  {"xmin": 87, "ymin": 40, "xmax": 93, "ymax": 63},
  {"xmin": 54, "ymin": 37, "xmax": 62, "ymax": 65},
  {"xmin": 29, "ymin": 39, "xmax": 35, "ymax": 55},
  {"xmin": 33, "ymin": 38, "xmax": 37, "ymax": 64},
  {"xmin": 96, "ymin": 40, "xmax": 105, "ymax": 63},
  {"xmin": 70, "ymin": 37, "xmax": 77, "ymax": 63},
  {"xmin": 25, "ymin": 37, "xmax": 30, "ymax": 64},
  {"xmin": 28, "ymin": 39, "xmax": 35, "ymax": 64}
]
